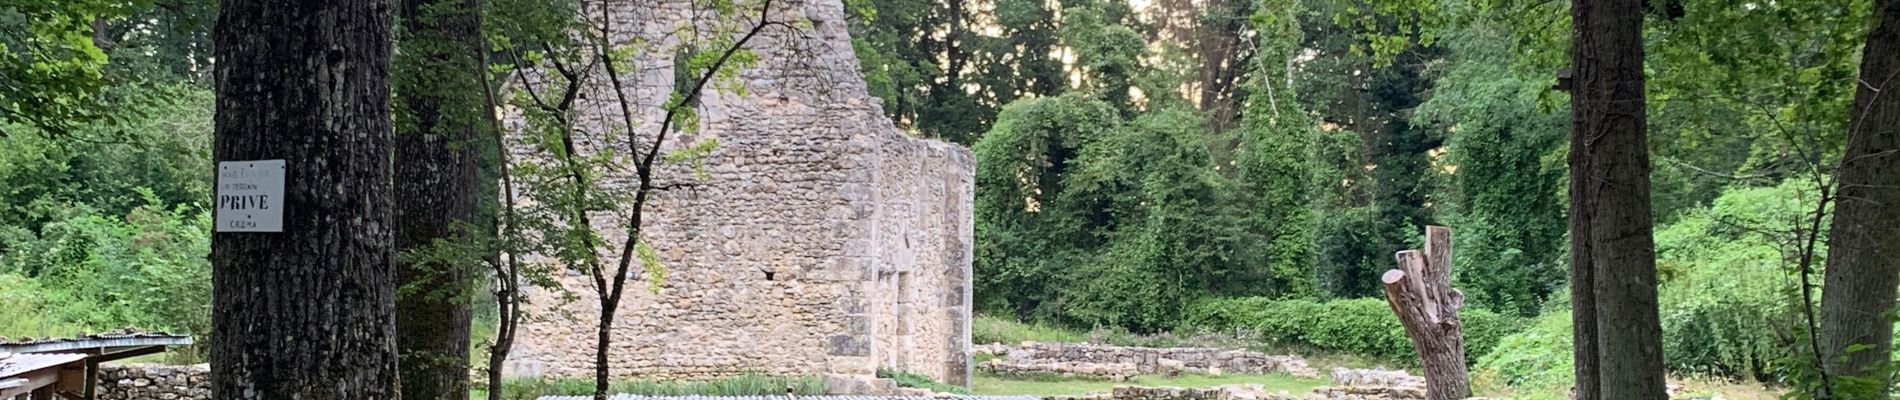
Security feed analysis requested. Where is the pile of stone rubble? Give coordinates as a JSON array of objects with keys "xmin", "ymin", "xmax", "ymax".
[{"xmin": 974, "ymin": 342, "xmax": 1318, "ymax": 380}]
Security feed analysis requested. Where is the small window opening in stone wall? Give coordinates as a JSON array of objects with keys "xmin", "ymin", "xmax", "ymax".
[{"xmin": 765, "ymin": 270, "xmax": 777, "ymax": 281}]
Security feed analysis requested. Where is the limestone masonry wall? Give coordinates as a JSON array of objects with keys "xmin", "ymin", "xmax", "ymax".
[
  {"xmin": 503, "ymin": 0, "xmax": 972, "ymax": 386},
  {"xmin": 96, "ymin": 364, "xmax": 209, "ymax": 400}
]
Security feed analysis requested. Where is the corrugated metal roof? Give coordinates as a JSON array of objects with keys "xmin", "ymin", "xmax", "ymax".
[
  {"xmin": 0, "ymin": 352, "xmax": 86, "ymax": 379},
  {"xmin": 0, "ymin": 329, "xmax": 193, "ymax": 354}
]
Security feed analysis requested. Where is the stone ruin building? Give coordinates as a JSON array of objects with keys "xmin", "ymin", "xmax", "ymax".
[{"xmin": 500, "ymin": 0, "xmax": 975, "ymax": 387}]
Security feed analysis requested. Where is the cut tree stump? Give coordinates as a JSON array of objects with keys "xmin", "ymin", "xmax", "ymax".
[{"xmin": 1381, "ymin": 225, "xmax": 1471, "ymax": 400}]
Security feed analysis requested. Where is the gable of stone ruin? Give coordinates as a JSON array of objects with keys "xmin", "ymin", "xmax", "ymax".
[{"xmin": 501, "ymin": 0, "xmax": 973, "ymax": 387}]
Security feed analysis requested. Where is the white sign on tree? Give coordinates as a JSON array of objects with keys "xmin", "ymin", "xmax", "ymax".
[{"xmin": 216, "ymin": 160, "xmax": 286, "ymax": 232}]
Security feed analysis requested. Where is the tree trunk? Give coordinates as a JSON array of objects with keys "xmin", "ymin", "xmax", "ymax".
[
  {"xmin": 595, "ymin": 306, "xmax": 616, "ymax": 400},
  {"xmin": 1570, "ymin": 0, "xmax": 1667, "ymax": 398},
  {"xmin": 209, "ymin": 0, "xmax": 398, "ymax": 398},
  {"xmin": 1821, "ymin": 0, "xmax": 1900, "ymax": 394},
  {"xmin": 1567, "ymin": 123, "xmax": 1598, "ymax": 400},
  {"xmin": 392, "ymin": 0, "xmax": 483, "ymax": 397},
  {"xmin": 480, "ymin": 23, "xmax": 520, "ymax": 400},
  {"xmin": 1381, "ymin": 226, "xmax": 1470, "ymax": 400}
]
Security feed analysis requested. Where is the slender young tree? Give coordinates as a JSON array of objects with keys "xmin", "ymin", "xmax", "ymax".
[
  {"xmin": 209, "ymin": 0, "xmax": 399, "ymax": 397},
  {"xmin": 1820, "ymin": 0, "xmax": 1900, "ymax": 395},
  {"xmin": 576, "ymin": 1, "xmax": 784, "ymax": 396},
  {"xmin": 1568, "ymin": 0, "xmax": 1666, "ymax": 398},
  {"xmin": 392, "ymin": 0, "xmax": 485, "ymax": 397}
]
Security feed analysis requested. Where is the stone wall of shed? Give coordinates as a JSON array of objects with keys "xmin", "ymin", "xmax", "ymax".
[
  {"xmin": 95, "ymin": 364, "xmax": 209, "ymax": 400},
  {"xmin": 503, "ymin": 0, "xmax": 971, "ymax": 386}
]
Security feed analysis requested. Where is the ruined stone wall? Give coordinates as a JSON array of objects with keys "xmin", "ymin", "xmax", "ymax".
[
  {"xmin": 866, "ymin": 136, "xmax": 974, "ymax": 385},
  {"xmin": 504, "ymin": 0, "xmax": 971, "ymax": 385},
  {"xmin": 976, "ymin": 343, "xmax": 1317, "ymax": 378}
]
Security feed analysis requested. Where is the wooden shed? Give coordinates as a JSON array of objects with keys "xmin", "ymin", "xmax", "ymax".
[{"xmin": 0, "ymin": 331, "xmax": 193, "ymax": 400}]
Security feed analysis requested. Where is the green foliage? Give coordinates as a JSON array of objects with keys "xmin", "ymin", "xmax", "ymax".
[
  {"xmin": 0, "ymin": 0, "xmax": 115, "ymax": 135},
  {"xmin": 1653, "ymin": 181, "xmax": 1820, "ymax": 380},
  {"xmin": 1289, "ymin": 2, "xmax": 1449, "ymax": 300},
  {"xmin": 878, "ymin": 368, "xmax": 972, "ymax": 395},
  {"xmin": 0, "ymin": 272, "xmax": 87, "ymax": 339},
  {"xmin": 976, "ymin": 91, "xmax": 1324, "ymax": 330},
  {"xmin": 972, "ymin": 314, "xmax": 1089, "ymax": 345},
  {"xmin": 1058, "ymin": 2, "xmax": 1144, "ymax": 114},
  {"xmin": 1413, "ymin": 23, "xmax": 1567, "ymax": 316},
  {"xmin": 487, "ymin": 375, "xmax": 827, "ymax": 400},
  {"xmin": 0, "ymin": 26, "xmax": 213, "ymax": 361},
  {"xmin": 1183, "ymin": 297, "xmax": 1519, "ymax": 361},
  {"xmin": 1471, "ymin": 305, "xmax": 1572, "ymax": 392},
  {"xmin": 0, "ymin": 83, "xmax": 212, "ymax": 233},
  {"xmin": 0, "ymin": 195, "xmax": 211, "ymax": 362},
  {"xmin": 0, "ymin": 0, "xmax": 216, "ymax": 137},
  {"xmin": 1478, "ymin": 181, "xmax": 1827, "ymax": 390},
  {"xmin": 972, "ymin": 94, "xmax": 1119, "ymax": 322}
]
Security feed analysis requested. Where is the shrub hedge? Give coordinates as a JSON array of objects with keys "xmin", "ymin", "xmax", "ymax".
[{"xmin": 1182, "ymin": 297, "xmax": 1520, "ymax": 361}]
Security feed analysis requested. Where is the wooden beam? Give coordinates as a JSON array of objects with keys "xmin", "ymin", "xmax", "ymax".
[
  {"xmin": 0, "ymin": 369, "xmax": 55, "ymax": 399},
  {"xmin": 81, "ymin": 360, "xmax": 95, "ymax": 400},
  {"xmin": 50, "ymin": 367, "xmax": 81, "ymax": 397},
  {"xmin": 92, "ymin": 346, "xmax": 166, "ymax": 364}
]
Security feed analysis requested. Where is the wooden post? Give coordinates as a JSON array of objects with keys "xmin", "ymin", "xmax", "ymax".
[{"xmin": 1381, "ymin": 226, "xmax": 1471, "ymax": 400}]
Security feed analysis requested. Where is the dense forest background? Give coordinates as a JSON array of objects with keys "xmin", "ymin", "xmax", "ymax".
[{"xmin": 0, "ymin": 0, "xmax": 1878, "ymax": 393}]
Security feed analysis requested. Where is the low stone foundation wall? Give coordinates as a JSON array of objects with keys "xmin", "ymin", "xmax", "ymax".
[
  {"xmin": 975, "ymin": 343, "xmax": 1317, "ymax": 379},
  {"xmin": 1046, "ymin": 385, "xmax": 1307, "ymax": 400},
  {"xmin": 976, "ymin": 360, "xmax": 1139, "ymax": 381},
  {"xmin": 96, "ymin": 364, "xmax": 210, "ymax": 400},
  {"xmin": 1046, "ymin": 384, "xmax": 1435, "ymax": 400},
  {"xmin": 1326, "ymin": 368, "xmax": 1423, "ymax": 391}
]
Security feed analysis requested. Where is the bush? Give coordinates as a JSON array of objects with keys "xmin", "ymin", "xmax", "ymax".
[
  {"xmin": 0, "ymin": 193, "xmax": 212, "ymax": 362},
  {"xmin": 1475, "ymin": 181, "xmax": 1824, "ymax": 391},
  {"xmin": 1472, "ymin": 309, "xmax": 1572, "ymax": 392},
  {"xmin": 1183, "ymin": 297, "xmax": 1520, "ymax": 361},
  {"xmin": 0, "ymin": 272, "xmax": 87, "ymax": 338},
  {"xmin": 1651, "ymin": 182, "xmax": 1810, "ymax": 379}
]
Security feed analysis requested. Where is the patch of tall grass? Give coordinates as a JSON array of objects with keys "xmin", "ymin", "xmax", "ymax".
[
  {"xmin": 972, "ymin": 314, "xmax": 1088, "ymax": 345},
  {"xmin": 877, "ymin": 368, "xmax": 971, "ymax": 395}
]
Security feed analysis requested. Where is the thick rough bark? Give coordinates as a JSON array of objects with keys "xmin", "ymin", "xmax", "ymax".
[
  {"xmin": 1570, "ymin": 0, "xmax": 1666, "ymax": 398},
  {"xmin": 209, "ymin": 0, "xmax": 398, "ymax": 398},
  {"xmin": 392, "ymin": 0, "xmax": 483, "ymax": 397},
  {"xmin": 1821, "ymin": 0, "xmax": 1900, "ymax": 394},
  {"xmin": 1567, "ymin": 137, "xmax": 1598, "ymax": 400},
  {"xmin": 1381, "ymin": 226, "xmax": 1470, "ymax": 400}
]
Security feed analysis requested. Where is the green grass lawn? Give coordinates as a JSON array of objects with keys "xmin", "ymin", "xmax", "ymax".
[{"xmin": 970, "ymin": 373, "xmax": 1328, "ymax": 396}]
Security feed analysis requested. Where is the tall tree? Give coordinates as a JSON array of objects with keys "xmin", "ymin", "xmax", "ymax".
[
  {"xmin": 391, "ymin": 0, "xmax": 483, "ymax": 397},
  {"xmin": 1568, "ymin": 0, "xmax": 1666, "ymax": 398},
  {"xmin": 1820, "ymin": 0, "xmax": 1900, "ymax": 395},
  {"xmin": 209, "ymin": 0, "xmax": 398, "ymax": 397}
]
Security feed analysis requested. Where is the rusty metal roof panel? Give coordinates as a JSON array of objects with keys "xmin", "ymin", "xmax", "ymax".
[
  {"xmin": 0, "ymin": 329, "xmax": 193, "ymax": 354},
  {"xmin": 0, "ymin": 352, "xmax": 86, "ymax": 379}
]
